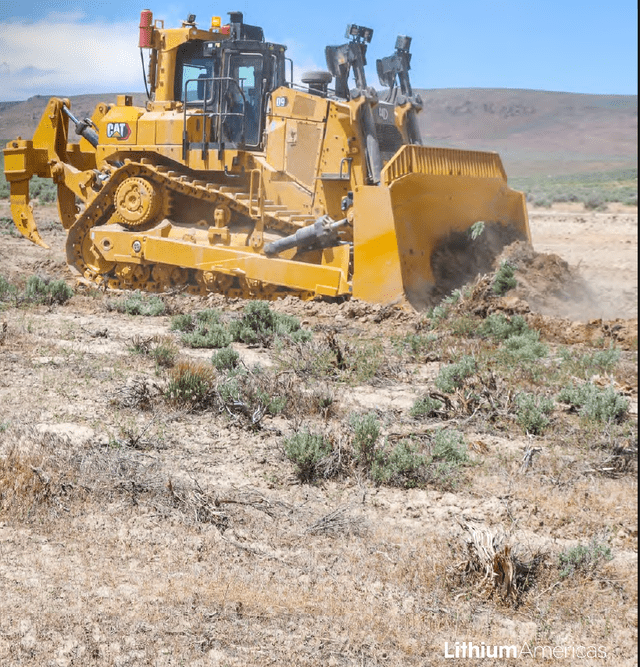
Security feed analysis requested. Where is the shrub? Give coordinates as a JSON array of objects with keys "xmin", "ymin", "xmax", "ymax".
[
  {"xmin": 283, "ymin": 430, "xmax": 332, "ymax": 483},
  {"xmin": 211, "ymin": 347, "xmax": 240, "ymax": 371},
  {"xmin": 532, "ymin": 196, "xmax": 553, "ymax": 208},
  {"xmin": 501, "ymin": 331, "xmax": 548, "ymax": 362},
  {"xmin": 129, "ymin": 335, "xmax": 154, "ymax": 356},
  {"xmin": 109, "ymin": 291, "xmax": 165, "ymax": 316},
  {"xmin": 150, "ymin": 337, "xmax": 179, "ymax": 368},
  {"xmin": 285, "ymin": 334, "xmax": 384, "ymax": 384},
  {"xmin": 196, "ymin": 309, "xmax": 223, "ymax": 326},
  {"xmin": 275, "ymin": 313, "xmax": 313, "ymax": 344},
  {"xmin": 23, "ymin": 276, "xmax": 49, "ymax": 302},
  {"xmin": 277, "ymin": 339, "xmax": 337, "ymax": 379},
  {"xmin": 129, "ymin": 335, "xmax": 177, "ymax": 367},
  {"xmin": 1, "ymin": 274, "xmax": 75, "ymax": 307},
  {"xmin": 170, "ymin": 313, "xmax": 196, "ymax": 332},
  {"xmin": 492, "ymin": 261, "xmax": 517, "ymax": 295},
  {"xmin": 442, "ymin": 289, "xmax": 464, "ymax": 306},
  {"xmin": 397, "ymin": 332, "xmax": 437, "ymax": 359},
  {"xmin": 165, "ymin": 361, "xmax": 215, "ymax": 407},
  {"xmin": 24, "ymin": 275, "xmax": 74, "ymax": 305},
  {"xmin": 215, "ymin": 366, "xmax": 288, "ymax": 424},
  {"xmin": 417, "ymin": 429, "xmax": 469, "ymax": 491},
  {"xmin": 449, "ymin": 315, "xmax": 478, "ymax": 337},
  {"xmin": 558, "ymin": 383, "xmax": 629, "ymax": 423},
  {"xmin": 182, "ymin": 324, "xmax": 232, "ymax": 349},
  {"xmin": 410, "ymin": 395, "xmax": 443, "ymax": 418},
  {"xmin": 216, "ymin": 373, "xmax": 243, "ymax": 405},
  {"xmin": 370, "ymin": 439, "xmax": 427, "ymax": 488},
  {"xmin": 515, "ymin": 392, "xmax": 554, "ymax": 434},
  {"xmin": 46, "ymin": 279, "xmax": 74, "ymax": 304},
  {"xmin": 430, "ymin": 428, "xmax": 468, "ymax": 464},
  {"xmin": 172, "ymin": 309, "xmax": 232, "ymax": 349},
  {"xmin": 344, "ymin": 341, "xmax": 384, "ymax": 383},
  {"xmin": 350, "ymin": 412, "xmax": 381, "ymax": 467},
  {"xmin": 230, "ymin": 301, "xmax": 310, "ymax": 347},
  {"xmin": 425, "ymin": 303, "xmax": 449, "ymax": 328},
  {"xmin": 558, "ymin": 539, "xmax": 612, "ymax": 578},
  {"xmin": 30, "ymin": 176, "xmax": 57, "ymax": 203},
  {"xmin": 559, "ymin": 346, "xmax": 621, "ymax": 378},
  {"xmin": 584, "ymin": 194, "xmax": 607, "ymax": 211},
  {"xmin": 435, "ymin": 355, "xmax": 477, "ymax": 393},
  {"xmin": 479, "ymin": 313, "xmax": 529, "ymax": 341},
  {"xmin": 469, "ymin": 221, "xmax": 485, "ymax": 240},
  {"xmin": 0, "ymin": 275, "xmax": 17, "ymax": 302},
  {"xmin": 582, "ymin": 347, "xmax": 621, "ymax": 373}
]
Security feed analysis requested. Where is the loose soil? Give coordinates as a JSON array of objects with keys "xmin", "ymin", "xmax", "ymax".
[{"xmin": 0, "ymin": 202, "xmax": 637, "ymax": 666}]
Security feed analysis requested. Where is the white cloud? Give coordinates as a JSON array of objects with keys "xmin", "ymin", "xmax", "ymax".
[
  {"xmin": 0, "ymin": 13, "xmax": 142, "ymax": 101},
  {"xmin": 275, "ymin": 37, "xmax": 327, "ymax": 87}
]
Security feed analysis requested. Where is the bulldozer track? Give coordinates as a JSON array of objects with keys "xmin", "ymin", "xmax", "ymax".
[{"xmin": 66, "ymin": 159, "xmax": 316, "ymax": 297}]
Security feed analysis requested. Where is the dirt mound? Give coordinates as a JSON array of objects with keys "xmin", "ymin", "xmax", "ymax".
[
  {"xmin": 427, "ymin": 222, "xmax": 525, "ymax": 306},
  {"xmin": 528, "ymin": 314, "xmax": 637, "ymax": 350},
  {"xmin": 502, "ymin": 241, "xmax": 598, "ymax": 320},
  {"xmin": 445, "ymin": 244, "xmax": 638, "ymax": 349},
  {"xmin": 441, "ymin": 240, "xmax": 594, "ymax": 321}
]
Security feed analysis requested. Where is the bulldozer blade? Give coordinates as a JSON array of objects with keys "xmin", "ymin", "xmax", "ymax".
[
  {"xmin": 9, "ymin": 180, "xmax": 50, "ymax": 249},
  {"xmin": 352, "ymin": 146, "xmax": 530, "ymax": 309}
]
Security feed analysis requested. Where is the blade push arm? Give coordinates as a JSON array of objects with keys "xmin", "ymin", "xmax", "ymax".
[{"xmin": 325, "ymin": 25, "xmax": 383, "ymax": 184}]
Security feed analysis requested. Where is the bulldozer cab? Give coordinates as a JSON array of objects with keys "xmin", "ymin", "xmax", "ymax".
[{"xmin": 175, "ymin": 33, "xmax": 284, "ymax": 148}]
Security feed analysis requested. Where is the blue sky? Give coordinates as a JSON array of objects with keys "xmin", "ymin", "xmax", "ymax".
[{"xmin": 0, "ymin": 0, "xmax": 637, "ymax": 101}]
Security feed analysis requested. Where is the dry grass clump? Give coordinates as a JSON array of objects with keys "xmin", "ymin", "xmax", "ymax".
[
  {"xmin": 0, "ymin": 428, "xmax": 86, "ymax": 520},
  {"xmin": 303, "ymin": 505, "xmax": 366, "ymax": 536},
  {"xmin": 450, "ymin": 523, "xmax": 544, "ymax": 606},
  {"xmin": 118, "ymin": 350, "xmax": 336, "ymax": 429},
  {"xmin": 0, "ymin": 425, "xmax": 239, "ymax": 530},
  {"xmin": 110, "ymin": 374, "xmax": 164, "ymax": 410},
  {"xmin": 165, "ymin": 359, "xmax": 216, "ymax": 407},
  {"xmin": 276, "ymin": 331, "xmax": 389, "ymax": 384},
  {"xmin": 129, "ymin": 333, "xmax": 179, "ymax": 368}
]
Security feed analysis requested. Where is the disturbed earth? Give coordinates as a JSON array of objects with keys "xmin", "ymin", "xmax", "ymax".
[{"xmin": 0, "ymin": 202, "xmax": 637, "ymax": 666}]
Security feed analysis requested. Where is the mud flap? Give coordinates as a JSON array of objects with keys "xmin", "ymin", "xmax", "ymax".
[{"xmin": 352, "ymin": 146, "xmax": 530, "ymax": 309}]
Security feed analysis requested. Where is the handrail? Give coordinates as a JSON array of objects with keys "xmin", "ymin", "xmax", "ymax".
[
  {"xmin": 248, "ymin": 168, "xmax": 263, "ymax": 221},
  {"xmin": 181, "ymin": 76, "xmax": 247, "ymax": 158}
]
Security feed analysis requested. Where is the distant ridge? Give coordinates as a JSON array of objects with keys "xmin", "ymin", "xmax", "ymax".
[
  {"xmin": 0, "ymin": 90, "xmax": 636, "ymax": 177},
  {"xmin": 413, "ymin": 89, "xmax": 637, "ymax": 176}
]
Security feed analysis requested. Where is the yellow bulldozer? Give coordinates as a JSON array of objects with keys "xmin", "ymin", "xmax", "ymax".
[{"xmin": 3, "ymin": 10, "xmax": 530, "ymax": 308}]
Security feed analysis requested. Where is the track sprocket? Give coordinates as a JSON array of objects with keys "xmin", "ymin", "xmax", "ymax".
[{"xmin": 113, "ymin": 176, "xmax": 168, "ymax": 229}]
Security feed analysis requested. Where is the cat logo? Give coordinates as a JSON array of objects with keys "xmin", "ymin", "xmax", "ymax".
[{"xmin": 106, "ymin": 122, "xmax": 131, "ymax": 140}]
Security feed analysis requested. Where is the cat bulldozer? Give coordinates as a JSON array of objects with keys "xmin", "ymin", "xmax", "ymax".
[{"xmin": 3, "ymin": 11, "xmax": 530, "ymax": 308}]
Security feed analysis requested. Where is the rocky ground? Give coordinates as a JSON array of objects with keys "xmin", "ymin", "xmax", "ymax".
[{"xmin": 0, "ymin": 202, "xmax": 637, "ymax": 666}]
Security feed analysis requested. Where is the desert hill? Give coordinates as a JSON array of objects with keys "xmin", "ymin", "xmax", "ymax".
[
  {"xmin": 413, "ymin": 89, "xmax": 637, "ymax": 176},
  {"xmin": 0, "ymin": 89, "xmax": 636, "ymax": 177}
]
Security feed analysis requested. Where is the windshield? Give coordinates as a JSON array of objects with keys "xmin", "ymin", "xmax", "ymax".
[
  {"xmin": 226, "ymin": 53, "xmax": 264, "ymax": 146},
  {"xmin": 174, "ymin": 43, "xmax": 269, "ymax": 148}
]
